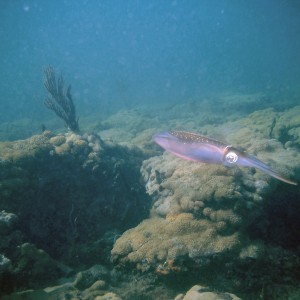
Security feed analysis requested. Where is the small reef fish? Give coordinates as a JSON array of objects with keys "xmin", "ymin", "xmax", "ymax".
[{"xmin": 153, "ymin": 130, "xmax": 297, "ymax": 185}]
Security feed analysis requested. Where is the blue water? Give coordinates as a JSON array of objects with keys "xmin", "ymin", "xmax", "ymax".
[
  {"xmin": 0, "ymin": 0, "xmax": 300, "ymax": 122},
  {"xmin": 1, "ymin": 2, "xmax": 300, "ymax": 298}
]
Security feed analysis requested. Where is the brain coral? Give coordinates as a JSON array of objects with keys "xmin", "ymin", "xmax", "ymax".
[
  {"xmin": 141, "ymin": 152, "xmax": 270, "ymax": 224},
  {"xmin": 112, "ymin": 154, "xmax": 263, "ymax": 272},
  {"xmin": 112, "ymin": 213, "xmax": 240, "ymax": 269}
]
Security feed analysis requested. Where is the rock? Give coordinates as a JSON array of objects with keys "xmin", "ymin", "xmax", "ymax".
[
  {"xmin": 49, "ymin": 135, "xmax": 66, "ymax": 146},
  {"xmin": 95, "ymin": 292, "xmax": 122, "ymax": 300},
  {"xmin": 85, "ymin": 279, "xmax": 107, "ymax": 291},
  {"xmin": 0, "ymin": 254, "xmax": 11, "ymax": 273},
  {"xmin": 73, "ymin": 264, "xmax": 109, "ymax": 290},
  {"xmin": 0, "ymin": 211, "xmax": 17, "ymax": 234},
  {"xmin": 1, "ymin": 289, "xmax": 49, "ymax": 300},
  {"xmin": 11, "ymin": 243, "xmax": 69, "ymax": 289},
  {"xmin": 177, "ymin": 285, "xmax": 241, "ymax": 300}
]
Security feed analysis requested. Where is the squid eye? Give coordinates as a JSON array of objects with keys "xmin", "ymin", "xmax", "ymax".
[{"xmin": 225, "ymin": 151, "xmax": 238, "ymax": 164}]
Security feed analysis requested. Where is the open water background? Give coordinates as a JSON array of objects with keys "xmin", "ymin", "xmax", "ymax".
[{"xmin": 0, "ymin": 0, "xmax": 300, "ymax": 124}]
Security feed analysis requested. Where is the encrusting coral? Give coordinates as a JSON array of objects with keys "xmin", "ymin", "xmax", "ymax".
[
  {"xmin": 112, "ymin": 108, "xmax": 300, "ymax": 278},
  {"xmin": 0, "ymin": 130, "xmax": 150, "ymax": 292},
  {"xmin": 112, "ymin": 212, "xmax": 246, "ymax": 273}
]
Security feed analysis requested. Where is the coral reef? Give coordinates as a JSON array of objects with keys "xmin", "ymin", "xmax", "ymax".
[
  {"xmin": 0, "ymin": 254, "xmax": 11, "ymax": 274},
  {"xmin": 111, "ymin": 104, "xmax": 300, "ymax": 298},
  {"xmin": 272, "ymin": 105, "xmax": 300, "ymax": 149},
  {"xmin": 1, "ymin": 98, "xmax": 300, "ymax": 299},
  {"xmin": 0, "ymin": 211, "xmax": 17, "ymax": 233},
  {"xmin": 44, "ymin": 66, "xmax": 79, "ymax": 132},
  {"xmin": 73, "ymin": 264, "xmax": 109, "ymax": 290},
  {"xmin": 175, "ymin": 285, "xmax": 241, "ymax": 300},
  {"xmin": 0, "ymin": 131, "xmax": 150, "ymax": 293},
  {"xmin": 112, "ymin": 133, "xmax": 299, "ymax": 271},
  {"xmin": 13, "ymin": 242, "xmax": 69, "ymax": 289},
  {"xmin": 1, "ymin": 263, "xmax": 175, "ymax": 300},
  {"xmin": 1, "ymin": 263, "xmax": 113, "ymax": 300},
  {"xmin": 112, "ymin": 213, "xmax": 247, "ymax": 273}
]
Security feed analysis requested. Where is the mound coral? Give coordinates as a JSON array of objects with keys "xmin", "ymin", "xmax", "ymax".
[
  {"xmin": 112, "ymin": 111, "xmax": 300, "ymax": 275},
  {"xmin": 111, "ymin": 212, "xmax": 250, "ymax": 273}
]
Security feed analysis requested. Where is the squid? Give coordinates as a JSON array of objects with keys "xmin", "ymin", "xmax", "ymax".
[{"xmin": 153, "ymin": 130, "xmax": 297, "ymax": 185}]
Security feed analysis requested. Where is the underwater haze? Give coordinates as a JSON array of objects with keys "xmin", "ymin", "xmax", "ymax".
[
  {"xmin": 1, "ymin": 0, "xmax": 300, "ymax": 123},
  {"xmin": 2, "ymin": 1, "xmax": 300, "ymax": 299}
]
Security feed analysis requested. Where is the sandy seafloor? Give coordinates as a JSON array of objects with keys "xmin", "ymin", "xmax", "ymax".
[{"xmin": 1, "ymin": 93, "xmax": 300, "ymax": 300}]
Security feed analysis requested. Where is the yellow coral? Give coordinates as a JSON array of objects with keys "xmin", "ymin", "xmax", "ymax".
[
  {"xmin": 54, "ymin": 143, "xmax": 70, "ymax": 156},
  {"xmin": 49, "ymin": 135, "xmax": 66, "ymax": 146},
  {"xmin": 112, "ymin": 213, "xmax": 241, "ymax": 271}
]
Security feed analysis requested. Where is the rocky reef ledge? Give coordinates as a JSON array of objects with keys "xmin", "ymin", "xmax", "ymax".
[{"xmin": 0, "ymin": 130, "xmax": 150, "ymax": 295}]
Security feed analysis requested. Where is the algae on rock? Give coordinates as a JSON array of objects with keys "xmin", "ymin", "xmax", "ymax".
[
  {"xmin": 0, "ymin": 130, "xmax": 150, "ymax": 292},
  {"xmin": 112, "ymin": 107, "xmax": 300, "ymax": 292}
]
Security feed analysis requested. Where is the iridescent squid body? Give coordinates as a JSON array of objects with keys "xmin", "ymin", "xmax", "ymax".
[{"xmin": 153, "ymin": 131, "xmax": 297, "ymax": 185}]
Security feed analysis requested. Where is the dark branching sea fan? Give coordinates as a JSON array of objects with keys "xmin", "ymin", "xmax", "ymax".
[{"xmin": 43, "ymin": 66, "xmax": 79, "ymax": 132}]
